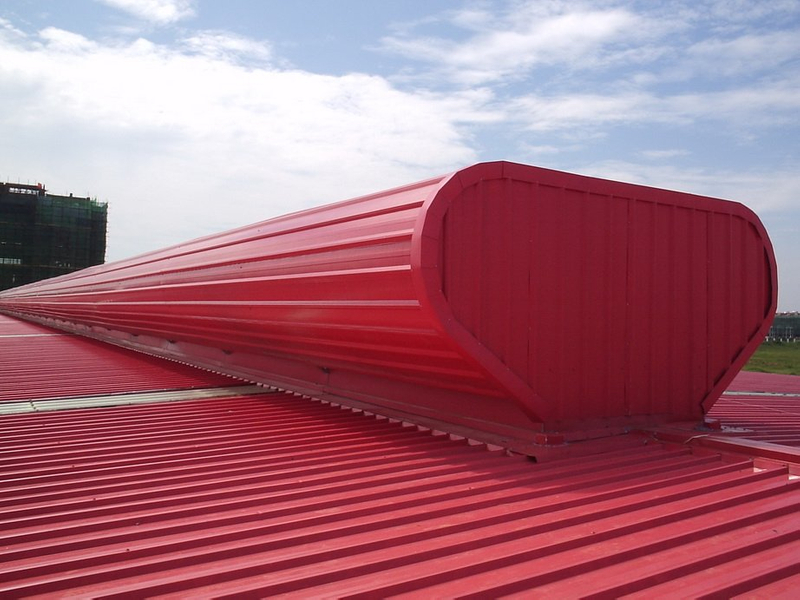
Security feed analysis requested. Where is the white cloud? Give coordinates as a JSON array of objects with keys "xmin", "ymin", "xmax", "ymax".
[
  {"xmin": 579, "ymin": 160, "xmax": 800, "ymax": 213},
  {"xmin": 519, "ymin": 144, "xmax": 568, "ymax": 155},
  {"xmin": 381, "ymin": 2, "xmax": 669, "ymax": 85},
  {"xmin": 0, "ymin": 26, "xmax": 486, "ymax": 261},
  {"xmin": 701, "ymin": 0, "xmax": 800, "ymax": 23},
  {"xmin": 0, "ymin": 17, "xmax": 26, "ymax": 41},
  {"xmin": 509, "ymin": 92, "xmax": 670, "ymax": 131},
  {"xmin": 641, "ymin": 149, "xmax": 691, "ymax": 159},
  {"xmin": 38, "ymin": 27, "xmax": 98, "ymax": 52},
  {"xmin": 667, "ymin": 85, "xmax": 800, "ymax": 124},
  {"xmin": 686, "ymin": 31, "xmax": 800, "ymax": 77},
  {"xmin": 95, "ymin": 0, "xmax": 196, "ymax": 25},
  {"xmin": 181, "ymin": 31, "xmax": 273, "ymax": 64},
  {"xmin": 508, "ymin": 82, "xmax": 800, "ymax": 133},
  {"xmin": 379, "ymin": 1, "xmax": 800, "ymax": 138}
]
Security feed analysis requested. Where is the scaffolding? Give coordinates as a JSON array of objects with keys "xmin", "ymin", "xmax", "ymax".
[
  {"xmin": 0, "ymin": 182, "xmax": 107, "ymax": 290},
  {"xmin": 767, "ymin": 313, "xmax": 800, "ymax": 341}
]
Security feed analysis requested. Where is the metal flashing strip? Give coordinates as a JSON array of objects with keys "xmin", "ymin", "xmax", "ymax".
[
  {"xmin": 723, "ymin": 391, "xmax": 800, "ymax": 398},
  {"xmin": 0, "ymin": 385, "xmax": 272, "ymax": 415},
  {"xmin": 698, "ymin": 435, "xmax": 800, "ymax": 466}
]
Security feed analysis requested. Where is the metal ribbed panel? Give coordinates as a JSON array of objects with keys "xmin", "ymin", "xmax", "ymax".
[
  {"xmin": 0, "ymin": 174, "xmax": 507, "ymax": 416},
  {"xmin": 435, "ymin": 164, "xmax": 776, "ymax": 428},
  {"xmin": 729, "ymin": 371, "xmax": 800, "ymax": 395},
  {"xmin": 0, "ymin": 315, "xmax": 232, "ymax": 403},
  {"xmin": 1, "ymin": 392, "xmax": 798, "ymax": 597},
  {"xmin": 0, "ymin": 179, "xmax": 447, "ymax": 377},
  {"xmin": 0, "ymin": 168, "xmax": 540, "ymax": 447},
  {"xmin": 709, "ymin": 372, "xmax": 800, "ymax": 447},
  {"xmin": 711, "ymin": 394, "xmax": 800, "ymax": 446},
  {"xmin": 0, "ymin": 316, "xmax": 58, "ymax": 336}
]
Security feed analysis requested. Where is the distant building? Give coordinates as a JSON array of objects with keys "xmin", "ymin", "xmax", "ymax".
[
  {"xmin": 0, "ymin": 182, "xmax": 107, "ymax": 291},
  {"xmin": 768, "ymin": 312, "xmax": 800, "ymax": 341}
]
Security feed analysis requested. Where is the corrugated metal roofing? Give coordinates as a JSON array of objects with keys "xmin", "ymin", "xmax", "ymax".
[
  {"xmin": 710, "ymin": 394, "xmax": 800, "ymax": 446},
  {"xmin": 0, "ymin": 314, "xmax": 233, "ymax": 403},
  {"xmin": 1, "ymin": 391, "xmax": 799, "ymax": 598},
  {"xmin": 728, "ymin": 370, "xmax": 800, "ymax": 395},
  {"xmin": 704, "ymin": 372, "xmax": 800, "ymax": 448},
  {"xmin": 2, "ymin": 313, "xmax": 800, "ymax": 596},
  {"xmin": 0, "ymin": 316, "xmax": 56, "ymax": 336}
]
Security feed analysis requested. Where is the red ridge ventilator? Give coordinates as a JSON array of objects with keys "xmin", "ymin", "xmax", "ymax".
[{"xmin": 0, "ymin": 162, "xmax": 777, "ymax": 449}]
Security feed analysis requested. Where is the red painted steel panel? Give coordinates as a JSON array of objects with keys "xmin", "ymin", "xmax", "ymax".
[
  {"xmin": 427, "ymin": 164, "xmax": 776, "ymax": 431},
  {"xmin": 707, "ymin": 373, "xmax": 800, "ymax": 448},
  {"xmin": 1, "ymin": 391, "xmax": 799, "ymax": 597},
  {"xmin": 0, "ymin": 162, "xmax": 776, "ymax": 444},
  {"xmin": 728, "ymin": 370, "xmax": 800, "ymax": 395},
  {"xmin": 0, "ymin": 314, "xmax": 231, "ymax": 402}
]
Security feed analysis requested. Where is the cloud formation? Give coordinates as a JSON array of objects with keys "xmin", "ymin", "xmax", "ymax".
[
  {"xmin": 95, "ymin": 0, "xmax": 196, "ymax": 25},
  {"xmin": 380, "ymin": 2, "xmax": 800, "ymax": 186},
  {"xmin": 507, "ymin": 82, "xmax": 800, "ymax": 133},
  {"xmin": 381, "ymin": 1, "xmax": 675, "ymax": 86}
]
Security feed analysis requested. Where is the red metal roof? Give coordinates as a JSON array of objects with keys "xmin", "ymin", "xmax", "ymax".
[
  {"xmin": 1, "ymin": 315, "xmax": 799, "ymax": 596},
  {"xmin": 703, "ymin": 371, "xmax": 800, "ymax": 448},
  {"xmin": 2, "ymin": 390, "xmax": 799, "ymax": 597},
  {"xmin": 728, "ymin": 370, "xmax": 800, "ymax": 395},
  {"xmin": 0, "ymin": 155, "xmax": 792, "ymax": 594},
  {"xmin": 0, "ymin": 314, "xmax": 232, "ymax": 403},
  {"xmin": 710, "ymin": 393, "xmax": 800, "ymax": 445}
]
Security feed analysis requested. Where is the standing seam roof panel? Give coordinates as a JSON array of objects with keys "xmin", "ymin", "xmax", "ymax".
[
  {"xmin": 1, "ymin": 314, "xmax": 799, "ymax": 596},
  {"xmin": 0, "ymin": 315, "xmax": 232, "ymax": 403},
  {"xmin": 1, "ymin": 392, "xmax": 798, "ymax": 597}
]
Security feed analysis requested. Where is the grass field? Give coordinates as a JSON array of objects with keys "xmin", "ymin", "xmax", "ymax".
[{"xmin": 743, "ymin": 341, "xmax": 800, "ymax": 376}]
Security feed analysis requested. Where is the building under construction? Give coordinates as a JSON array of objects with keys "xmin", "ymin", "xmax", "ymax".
[
  {"xmin": 769, "ymin": 312, "xmax": 800, "ymax": 340},
  {"xmin": 0, "ymin": 182, "xmax": 107, "ymax": 290}
]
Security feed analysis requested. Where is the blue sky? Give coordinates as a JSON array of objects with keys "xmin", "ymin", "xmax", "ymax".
[{"xmin": 1, "ymin": 0, "xmax": 798, "ymax": 310}]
